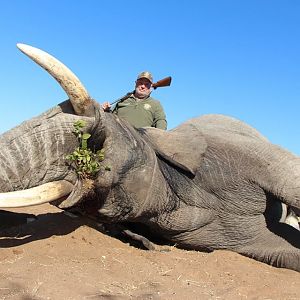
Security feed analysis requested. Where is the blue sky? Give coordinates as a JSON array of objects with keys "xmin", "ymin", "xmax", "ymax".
[{"xmin": 1, "ymin": 1, "xmax": 300, "ymax": 154}]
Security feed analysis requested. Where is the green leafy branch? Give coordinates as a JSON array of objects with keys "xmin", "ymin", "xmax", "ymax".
[{"xmin": 66, "ymin": 120, "xmax": 110, "ymax": 178}]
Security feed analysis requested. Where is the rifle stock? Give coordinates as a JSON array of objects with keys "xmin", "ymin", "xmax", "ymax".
[{"xmin": 152, "ymin": 76, "xmax": 172, "ymax": 89}]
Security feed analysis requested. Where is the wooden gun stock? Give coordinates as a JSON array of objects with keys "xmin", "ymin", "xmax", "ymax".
[{"xmin": 152, "ymin": 76, "xmax": 172, "ymax": 89}]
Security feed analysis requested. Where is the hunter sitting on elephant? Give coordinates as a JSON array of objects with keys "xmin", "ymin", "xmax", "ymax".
[{"xmin": 0, "ymin": 44, "xmax": 299, "ymax": 272}]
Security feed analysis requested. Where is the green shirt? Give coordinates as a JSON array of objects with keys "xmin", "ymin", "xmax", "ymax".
[{"xmin": 113, "ymin": 95, "xmax": 167, "ymax": 130}]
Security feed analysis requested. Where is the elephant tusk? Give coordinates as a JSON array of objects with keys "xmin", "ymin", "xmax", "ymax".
[
  {"xmin": 0, "ymin": 180, "xmax": 73, "ymax": 208},
  {"xmin": 279, "ymin": 202, "xmax": 287, "ymax": 222},
  {"xmin": 16, "ymin": 43, "xmax": 92, "ymax": 116}
]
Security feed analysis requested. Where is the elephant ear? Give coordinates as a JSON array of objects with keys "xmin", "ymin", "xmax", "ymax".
[{"xmin": 141, "ymin": 123, "xmax": 207, "ymax": 176}]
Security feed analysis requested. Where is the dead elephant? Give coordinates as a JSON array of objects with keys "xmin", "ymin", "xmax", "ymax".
[{"xmin": 0, "ymin": 44, "xmax": 300, "ymax": 272}]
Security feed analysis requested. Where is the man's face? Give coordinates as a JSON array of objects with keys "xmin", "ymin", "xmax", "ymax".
[{"xmin": 135, "ymin": 78, "xmax": 152, "ymax": 99}]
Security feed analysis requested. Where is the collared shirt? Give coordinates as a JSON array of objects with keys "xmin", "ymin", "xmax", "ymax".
[{"xmin": 113, "ymin": 94, "xmax": 167, "ymax": 130}]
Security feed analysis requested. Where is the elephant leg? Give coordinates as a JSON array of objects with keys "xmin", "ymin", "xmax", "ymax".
[{"xmin": 235, "ymin": 222, "xmax": 300, "ymax": 272}]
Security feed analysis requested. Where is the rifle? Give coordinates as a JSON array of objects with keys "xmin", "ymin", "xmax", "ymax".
[{"xmin": 110, "ymin": 76, "xmax": 172, "ymax": 106}]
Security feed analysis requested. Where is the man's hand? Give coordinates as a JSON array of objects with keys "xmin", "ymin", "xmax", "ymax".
[{"xmin": 102, "ymin": 102, "xmax": 111, "ymax": 112}]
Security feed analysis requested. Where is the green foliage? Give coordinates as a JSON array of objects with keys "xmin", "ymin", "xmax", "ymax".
[{"xmin": 66, "ymin": 120, "xmax": 110, "ymax": 178}]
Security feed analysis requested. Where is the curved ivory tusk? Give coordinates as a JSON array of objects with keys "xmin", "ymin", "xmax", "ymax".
[
  {"xmin": 0, "ymin": 180, "xmax": 73, "ymax": 208},
  {"xmin": 279, "ymin": 202, "xmax": 288, "ymax": 222},
  {"xmin": 17, "ymin": 43, "xmax": 92, "ymax": 115}
]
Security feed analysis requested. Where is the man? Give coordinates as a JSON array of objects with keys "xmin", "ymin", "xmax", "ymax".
[{"xmin": 102, "ymin": 71, "xmax": 167, "ymax": 130}]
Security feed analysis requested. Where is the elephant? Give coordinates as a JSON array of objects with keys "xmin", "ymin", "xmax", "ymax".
[{"xmin": 0, "ymin": 44, "xmax": 300, "ymax": 272}]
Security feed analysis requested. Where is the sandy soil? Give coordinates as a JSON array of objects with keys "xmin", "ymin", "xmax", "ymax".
[{"xmin": 0, "ymin": 204, "xmax": 300, "ymax": 300}]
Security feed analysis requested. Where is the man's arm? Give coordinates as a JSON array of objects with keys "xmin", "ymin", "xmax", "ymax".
[
  {"xmin": 102, "ymin": 102, "xmax": 111, "ymax": 112},
  {"xmin": 153, "ymin": 101, "xmax": 167, "ymax": 130}
]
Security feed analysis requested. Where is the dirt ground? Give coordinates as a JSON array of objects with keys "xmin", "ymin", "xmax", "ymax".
[{"xmin": 0, "ymin": 204, "xmax": 299, "ymax": 300}]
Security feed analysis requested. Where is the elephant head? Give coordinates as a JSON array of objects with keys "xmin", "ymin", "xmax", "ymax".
[
  {"xmin": 0, "ymin": 44, "xmax": 163, "ymax": 222},
  {"xmin": 0, "ymin": 44, "xmax": 98, "ymax": 207},
  {"xmin": 1, "ymin": 44, "xmax": 300, "ymax": 272}
]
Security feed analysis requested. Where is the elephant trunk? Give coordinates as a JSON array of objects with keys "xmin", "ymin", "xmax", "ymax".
[{"xmin": 0, "ymin": 109, "xmax": 85, "ymax": 194}]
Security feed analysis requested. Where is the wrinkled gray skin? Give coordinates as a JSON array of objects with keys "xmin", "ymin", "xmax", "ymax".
[{"xmin": 1, "ymin": 98, "xmax": 300, "ymax": 272}]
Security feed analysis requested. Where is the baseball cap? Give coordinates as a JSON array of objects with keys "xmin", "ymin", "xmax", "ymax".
[{"xmin": 137, "ymin": 71, "xmax": 153, "ymax": 83}]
